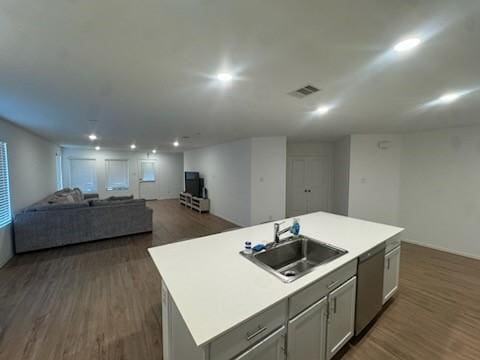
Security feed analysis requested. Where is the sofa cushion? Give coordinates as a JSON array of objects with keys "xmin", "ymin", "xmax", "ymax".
[
  {"xmin": 47, "ymin": 194, "xmax": 73, "ymax": 204},
  {"xmin": 28, "ymin": 200, "xmax": 90, "ymax": 212},
  {"xmin": 54, "ymin": 188, "xmax": 72, "ymax": 195},
  {"xmin": 48, "ymin": 188, "xmax": 83, "ymax": 203},
  {"xmin": 107, "ymin": 195, "xmax": 134, "ymax": 201},
  {"xmin": 83, "ymin": 193, "xmax": 99, "ymax": 200},
  {"xmin": 90, "ymin": 199, "xmax": 144, "ymax": 207},
  {"xmin": 72, "ymin": 188, "xmax": 83, "ymax": 202}
]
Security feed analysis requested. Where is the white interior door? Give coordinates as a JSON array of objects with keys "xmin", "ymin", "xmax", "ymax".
[
  {"xmin": 289, "ymin": 158, "xmax": 308, "ymax": 216},
  {"xmin": 306, "ymin": 158, "xmax": 330, "ymax": 213},
  {"xmin": 138, "ymin": 160, "xmax": 158, "ymax": 200},
  {"xmin": 288, "ymin": 157, "xmax": 330, "ymax": 216}
]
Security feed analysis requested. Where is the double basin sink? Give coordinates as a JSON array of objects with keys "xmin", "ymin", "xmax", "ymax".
[{"xmin": 240, "ymin": 235, "xmax": 348, "ymax": 283}]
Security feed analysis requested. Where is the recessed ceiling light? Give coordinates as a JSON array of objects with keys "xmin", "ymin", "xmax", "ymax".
[
  {"xmin": 88, "ymin": 134, "xmax": 97, "ymax": 141},
  {"xmin": 173, "ymin": 141, "xmax": 179, "ymax": 147},
  {"xmin": 216, "ymin": 73, "xmax": 233, "ymax": 82},
  {"xmin": 315, "ymin": 105, "xmax": 331, "ymax": 115},
  {"xmin": 438, "ymin": 92, "xmax": 462, "ymax": 104},
  {"xmin": 393, "ymin": 38, "xmax": 421, "ymax": 52},
  {"xmin": 130, "ymin": 144, "xmax": 136, "ymax": 150},
  {"xmin": 152, "ymin": 149, "xmax": 157, "ymax": 154},
  {"xmin": 95, "ymin": 146, "xmax": 101, "ymax": 151}
]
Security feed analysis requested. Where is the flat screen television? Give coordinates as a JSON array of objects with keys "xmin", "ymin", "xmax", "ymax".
[
  {"xmin": 185, "ymin": 171, "xmax": 199, "ymax": 181},
  {"xmin": 185, "ymin": 172, "xmax": 203, "ymax": 197}
]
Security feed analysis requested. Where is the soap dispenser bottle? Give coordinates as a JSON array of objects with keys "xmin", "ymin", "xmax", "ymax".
[{"xmin": 291, "ymin": 218, "xmax": 300, "ymax": 236}]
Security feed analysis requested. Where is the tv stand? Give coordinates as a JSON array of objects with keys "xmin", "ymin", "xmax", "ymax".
[{"xmin": 179, "ymin": 192, "xmax": 210, "ymax": 213}]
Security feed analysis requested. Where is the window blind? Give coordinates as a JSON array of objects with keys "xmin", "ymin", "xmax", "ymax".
[
  {"xmin": 70, "ymin": 159, "xmax": 97, "ymax": 192},
  {"xmin": 105, "ymin": 159, "xmax": 129, "ymax": 190},
  {"xmin": 141, "ymin": 161, "xmax": 156, "ymax": 182},
  {"xmin": 56, "ymin": 153, "xmax": 63, "ymax": 191},
  {"xmin": 0, "ymin": 142, "xmax": 12, "ymax": 228}
]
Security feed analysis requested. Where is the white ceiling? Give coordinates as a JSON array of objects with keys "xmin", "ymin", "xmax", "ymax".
[{"xmin": 1, "ymin": 0, "xmax": 480, "ymax": 151}]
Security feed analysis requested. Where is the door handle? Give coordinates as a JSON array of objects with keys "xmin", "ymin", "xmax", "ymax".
[
  {"xmin": 246, "ymin": 326, "xmax": 268, "ymax": 341},
  {"xmin": 327, "ymin": 280, "xmax": 339, "ymax": 289}
]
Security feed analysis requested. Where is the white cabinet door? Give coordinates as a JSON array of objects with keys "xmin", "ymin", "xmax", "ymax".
[
  {"xmin": 287, "ymin": 297, "xmax": 327, "ymax": 360},
  {"xmin": 233, "ymin": 327, "xmax": 286, "ymax": 360},
  {"xmin": 383, "ymin": 246, "xmax": 401, "ymax": 304},
  {"xmin": 326, "ymin": 277, "xmax": 357, "ymax": 360}
]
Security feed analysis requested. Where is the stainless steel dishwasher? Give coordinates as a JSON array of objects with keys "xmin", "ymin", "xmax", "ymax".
[{"xmin": 355, "ymin": 242, "xmax": 386, "ymax": 335}]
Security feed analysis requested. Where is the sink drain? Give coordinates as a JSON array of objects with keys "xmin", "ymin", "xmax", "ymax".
[{"xmin": 284, "ymin": 270, "xmax": 296, "ymax": 277}]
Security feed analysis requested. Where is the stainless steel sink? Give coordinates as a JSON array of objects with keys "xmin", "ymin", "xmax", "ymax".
[{"xmin": 240, "ymin": 235, "xmax": 348, "ymax": 283}]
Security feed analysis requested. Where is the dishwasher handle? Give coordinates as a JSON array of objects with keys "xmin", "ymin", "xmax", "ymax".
[{"xmin": 359, "ymin": 243, "xmax": 386, "ymax": 262}]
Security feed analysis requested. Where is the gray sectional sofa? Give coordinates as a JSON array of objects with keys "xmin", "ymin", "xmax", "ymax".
[{"xmin": 14, "ymin": 188, "xmax": 153, "ymax": 253}]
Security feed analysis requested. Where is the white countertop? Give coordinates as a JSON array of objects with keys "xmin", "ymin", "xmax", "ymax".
[{"xmin": 148, "ymin": 211, "xmax": 403, "ymax": 347}]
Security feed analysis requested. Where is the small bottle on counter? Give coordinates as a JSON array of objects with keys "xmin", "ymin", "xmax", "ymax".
[
  {"xmin": 244, "ymin": 241, "xmax": 253, "ymax": 254},
  {"xmin": 291, "ymin": 218, "xmax": 300, "ymax": 236}
]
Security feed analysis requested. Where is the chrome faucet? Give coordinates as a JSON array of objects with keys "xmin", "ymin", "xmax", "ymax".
[{"xmin": 274, "ymin": 221, "xmax": 292, "ymax": 244}]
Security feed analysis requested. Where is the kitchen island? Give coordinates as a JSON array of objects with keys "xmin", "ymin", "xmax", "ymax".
[{"xmin": 149, "ymin": 211, "xmax": 403, "ymax": 360}]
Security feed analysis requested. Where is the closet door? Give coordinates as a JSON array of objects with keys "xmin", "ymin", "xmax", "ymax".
[
  {"xmin": 288, "ymin": 156, "xmax": 331, "ymax": 216},
  {"xmin": 288, "ymin": 158, "xmax": 308, "ymax": 216},
  {"xmin": 306, "ymin": 158, "xmax": 330, "ymax": 213}
]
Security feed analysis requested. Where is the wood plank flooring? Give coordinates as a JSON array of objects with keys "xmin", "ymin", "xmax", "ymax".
[
  {"xmin": 341, "ymin": 242, "xmax": 480, "ymax": 360},
  {"xmin": 0, "ymin": 200, "xmax": 237, "ymax": 360},
  {"xmin": 1, "ymin": 199, "xmax": 479, "ymax": 359}
]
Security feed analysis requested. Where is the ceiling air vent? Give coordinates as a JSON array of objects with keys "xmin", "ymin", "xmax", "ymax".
[{"xmin": 288, "ymin": 85, "xmax": 321, "ymax": 98}]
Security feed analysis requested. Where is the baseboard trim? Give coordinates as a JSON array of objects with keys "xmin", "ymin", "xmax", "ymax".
[
  {"xmin": 402, "ymin": 239, "xmax": 480, "ymax": 261},
  {"xmin": 208, "ymin": 211, "xmax": 244, "ymax": 228}
]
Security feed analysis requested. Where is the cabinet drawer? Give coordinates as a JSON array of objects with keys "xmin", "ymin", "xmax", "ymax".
[
  {"xmin": 385, "ymin": 234, "xmax": 401, "ymax": 253},
  {"xmin": 210, "ymin": 300, "xmax": 287, "ymax": 360},
  {"xmin": 289, "ymin": 259, "xmax": 357, "ymax": 319}
]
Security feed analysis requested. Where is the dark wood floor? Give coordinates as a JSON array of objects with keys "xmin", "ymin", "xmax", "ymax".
[
  {"xmin": 0, "ymin": 200, "xmax": 237, "ymax": 360},
  {"xmin": 1, "ymin": 200, "xmax": 479, "ymax": 359},
  {"xmin": 342, "ymin": 242, "xmax": 480, "ymax": 360}
]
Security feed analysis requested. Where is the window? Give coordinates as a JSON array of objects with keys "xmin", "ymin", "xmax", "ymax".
[
  {"xmin": 56, "ymin": 153, "xmax": 63, "ymax": 190},
  {"xmin": 140, "ymin": 161, "xmax": 156, "ymax": 182},
  {"xmin": 69, "ymin": 159, "xmax": 97, "ymax": 192},
  {"xmin": 0, "ymin": 142, "xmax": 12, "ymax": 228},
  {"xmin": 105, "ymin": 159, "xmax": 129, "ymax": 190}
]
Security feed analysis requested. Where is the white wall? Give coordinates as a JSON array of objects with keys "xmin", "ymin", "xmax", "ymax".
[
  {"xmin": 250, "ymin": 137, "xmax": 287, "ymax": 224},
  {"xmin": 0, "ymin": 118, "xmax": 59, "ymax": 266},
  {"xmin": 287, "ymin": 142, "xmax": 333, "ymax": 158},
  {"xmin": 62, "ymin": 148, "xmax": 183, "ymax": 200},
  {"xmin": 399, "ymin": 126, "xmax": 480, "ymax": 259},
  {"xmin": 348, "ymin": 134, "xmax": 402, "ymax": 226},
  {"xmin": 184, "ymin": 139, "xmax": 252, "ymax": 226},
  {"xmin": 184, "ymin": 137, "xmax": 287, "ymax": 227},
  {"xmin": 332, "ymin": 136, "xmax": 350, "ymax": 216},
  {"xmin": 286, "ymin": 142, "xmax": 334, "ymax": 215}
]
